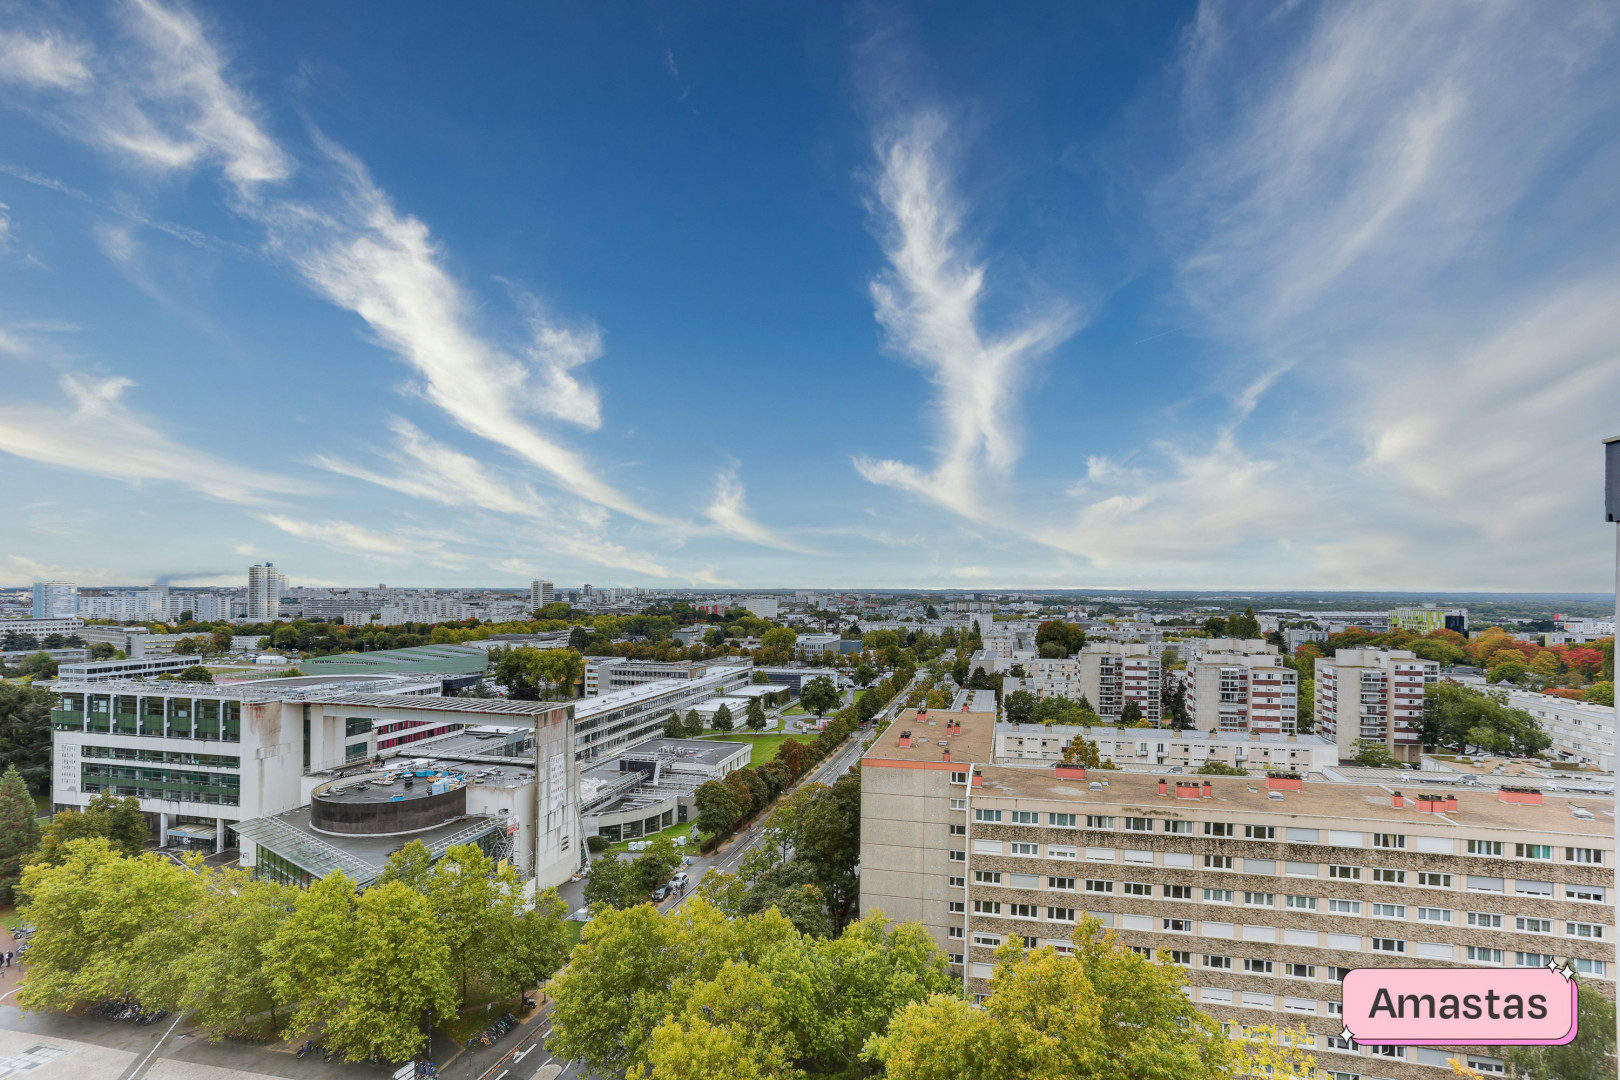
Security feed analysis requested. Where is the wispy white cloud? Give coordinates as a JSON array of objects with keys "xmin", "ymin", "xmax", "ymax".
[
  {"xmin": 0, "ymin": 29, "xmax": 92, "ymax": 89},
  {"xmin": 259, "ymin": 513, "xmax": 468, "ymax": 569},
  {"xmin": 704, "ymin": 468, "xmax": 819, "ymax": 554},
  {"xmin": 0, "ymin": 373, "xmax": 308, "ymax": 504},
  {"xmin": 854, "ymin": 112, "xmax": 1077, "ymax": 519}
]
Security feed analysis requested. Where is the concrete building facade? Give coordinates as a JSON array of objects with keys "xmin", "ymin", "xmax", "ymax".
[
  {"xmin": 1185, "ymin": 648, "xmax": 1299, "ymax": 737},
  {"xmin": 1078, "ymin": 643, "xmax": 1162, "ymax": 723},
  {"xmin": 32, "ymin": 581, "xmax": 78, "ymax": 619},
  {"xmin": 247, "ymin": 563, "xmax": 285, "ymax": 622},
  {"xmin": 1505, "ymin": 690, "xmax": 1615, "ymax": 773},
  {"xmin": 1315, "ymin": 650, "xmax": 1440, "ymax": 763}
]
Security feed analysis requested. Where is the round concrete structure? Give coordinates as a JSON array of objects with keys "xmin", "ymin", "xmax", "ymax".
[{"xmin": 310, "ymin": 771, "xmax": 467, "ymax": 836}]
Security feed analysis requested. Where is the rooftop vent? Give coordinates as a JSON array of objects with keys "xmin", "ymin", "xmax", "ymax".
[
  {"xmin": 1267, "ymin": 791, "xmax": 1285, "ymax": 801},
  {"xmin": 1088, "ymin": 781, "xmax": 1103, "ymax": 791}
]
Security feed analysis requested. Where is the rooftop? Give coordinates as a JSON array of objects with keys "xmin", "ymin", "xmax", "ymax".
[
  {"xmin": 298, "ymin": 643, "xmax": 493, "ymax": 676},
  {"xmin": 865, "ymin": 708, "xmax": 996, "ymax": 764},
  {"xmin": 233, "ymin": 806, "xmax": 504, "ymax": 886},
  {"xmin": 608, "ymin": 737, "xmax": 750, "ymax": 768}
]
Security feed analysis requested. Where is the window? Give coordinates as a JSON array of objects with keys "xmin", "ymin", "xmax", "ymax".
[
  {"xmin": 1326, "ymin": 1001, "xmax": 1344, "ymax": 1017},
  {"xmin": 1326, "ymin": 967, "xmax": 1352, "ymax": 982},
  {"xmin": 1468, "ymin": 946, "xmax": 1504, "ymax": 964},
  {"xmin": 1245, "ymin": 892, "xmax": 1275, "ymax": 906},
  {"xmin": 1168, "ymin": 950, "xmax": 1191, "ymax": 965},
  {"xmin": 950, "ymin": 798, "xmax": 967, "ymax": 811},
  {"xmin": 1516, "ymin": 917, "xmax": 1551, "ymax": 934},
  {"xmin": 1567, "ymin": 847, "xmax": 1603, "ymax": 864},
  {"xmin": 1417, "ymin": 872, "xmax": 1452, "ymax": 887},
  {"xmin": 1010, "ymin": 842, "xmax": 1038, "ymax": 856},
  {"xmin": 344, "ymin": 717, "xmax": 372, "ymax": 737},
  {"xmin": 1128, "ymin": 945, "xmax": 1153, "ymax": 957},
  {"xmin": 1164, "ymin": 820, "xmax": 1193, "ymax": 834},
  {"xmin": 974, "ymin": 808, "xmax": 1002, "ymax": 823},
  {"xmin": 1370, "ymin": 1045, "xmax": 1405, "ymax": 1060},
  {"xmin": 1517, "ymin": 952, "xmax": 1554, "ymax": 968},
  {"xmin": 1417, "ymin": 907, "xmax": 1451, "ymax": 923},
  {"xmin": 1162, "ymin": 919, "xmax": 1192, "ymax": 932},
  {"xmin": 1467, "ymin": 839, "xmax": 1503, "ymax": 856},
  {"xmin": 1205, "ymin": 855, "xmax": 1234, "ymax": 870},
  {"xmin": 1049, "ymin": 812, "xmax": 1077, "ymax": 828},
  {"xmin": 1123, "ymin": 881, "xmax": 1151, "ymax": 896},
  {"xmin": 1372, "ymin": 868, "xmax": 1405, "ymax": 884},
  {"xmin": 1086, "ymin": 815, "xmax": 1114, "ymax": 829},
  {"xmin": 1010, "ymin": 903, "xmax": 1038, "ymax": 918},
  {"xmin": 1123, "ymin": 817, "xmax": 1153, "ymax": 832},
  {"xmin": 1204, "ymin": 954, "xmax": 1233, "ymax": 969},
  {"xmin": 1515, "ymin": 844, "xmax": 1553, "ymax": 860},
  {"xmin": 1048, "ymin": 876, "xmax": 1076, "ymax": 891},
  {"xmin": 1048, "ymin": 845, "xmax": 1077, "ymax": 859},
  {"xmin": 1574, "ymin": 958, "xmax": 1607, "ymax": 976},
  {"xmin": 1328, "ymin": 899, "xmax": 1361, "ymax": 914},
  {"xmin": 949, "ymin": 850, "xmax": 966, "ymax": 862},
  {"xmin": 1285, "ymin": 963, "xmax": 1315, "ymax": 978},
  {"xmin": 974, "ymin": 870, "xmax": 1001, "ymax": 884},
  {"xmin": 948, "ymin": 953, "xmax": 963, "ymax": 966},
  {"xmin": 947, "ymin": 901, "xmax": 965, "ymax": 913},
  {"xmin": 1286, "ymin": 895, "xmax": 1318, "ymax": 911},
  {"xmin": 1245, "ymin": 825, "xmax": 1276, "ymax": 840},
  {"xmin": 1326, "ymin": 1035, "xmax": 1355, "ymax": 1050},
  {"xmin": 1021, "ymin": 935, "xmax": 1039, "ymax": 949},
  {"xmin": 950, "ymin": 772, "xmax": 968, "ymax": 785},
  {"xmin": 972, "ymin": 900, "xmax": 1001, "ymax": 915},
  {"xmin": 973, "ymin": 932, "xmax": 1002, "ymax": 947},
  {"xmin": 1372, "ymin": 903, "xmax": 1405, "ymax": 918},
  {"xmin": 1370, "ymin": 938, "xmax": 1405, "ymax": 954},
  {"xmin": 1205, "ymin": 822, "xmax": 1235, "ymax": 837},
  {"xmin": 1245, "ymin": 958, "xmax": 1274, "ymax": 973},
  {"xmin": 1047, "ymin": 907, "xmax": 1075, "ymax": 922},
  {"xmin": 1165, "ymin": 884, "xmax": 1193, "ymax": 899},
  {"xmin": 1085, "ymin": 879, "xmax": 1114, "ymax": 894},
  {"xmin": 1372, "ymin": 833, "xmax": 1405, "ymax": 849},
  {"xmin": 949, "ymin": 823, "xmax": 966, "ymax": 836},
  {"xmin": 948, "ymin": 926, "xmax": 963, "ymax": 938},
  {"xmin": 1568, "ymin": 922, "xmax": 1605, "ymax": 939},
  {"xmin": 1011, "ymin": 810, "xmax": 1039, "ymax": 824},
  {"xmin": 1328, "ymin": 865, "xmax": 1360, "ymax": 880},
  {"xmin": 1568, "ymin": 884, "xmax": 1606, "ymax": 902},
  {"xmin": 1203, "ymin": 888, "xmax": 1233, "ymax": 903},
  {"xmin": 948, "ymin": 876, "xmax": 965, "ymax": 888},
  {"xmin": 1467, "ymin": 912, "xmax": 1503, "ymax": 928}
]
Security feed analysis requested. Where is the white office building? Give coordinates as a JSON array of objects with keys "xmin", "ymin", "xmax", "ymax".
[
  {"xmin": 247, "ymin": 564, "xmax": 286, "ymax": 621},
  {"xmin": 530, "ymin": 580, "xmax": 555, "ymax": 608},
  {"xmin": 32, "ymin": 581, "xmax": 78, "ymax": 619}
]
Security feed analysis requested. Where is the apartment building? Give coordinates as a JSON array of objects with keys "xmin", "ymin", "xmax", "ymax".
[
  {"xmin": 31, "ymin": 581, "xmax": 77, "ymax": 618},
  {"xmin": 48, "ymin": 674, "xmax": 577, "ymax": 881},
  {"xmin": 1185, "ymin": 648, "xmax": 1299, "ymax": 736},
  {"xmin": 530, "ymin": 580, "xmax": 555, "ymax": 608},
  {"xmin": 994, "ymin": 723, "xmax": 1338, "ymax": 773},
  {"xmin": 861, "ymin": 708, "xmax": 1613, "ymax": 1080},
  {"xmin": 246, "ymin": 563, "xmax": 286, "ymax": 621},
  {"xmin": 1078, "ymin": 643, "xmax": 1162, "ymax": 723},
  {"xmin": 1315, "ymin": 650, "xmax": 1440, "ymax": 763},
  {"xmin": 1506, "ymin": 690, "xmax": 1615, "ymax": 773},
  {"xmin": 999, "ymin": 656, "xmax": 1083, "ymax": 702}
]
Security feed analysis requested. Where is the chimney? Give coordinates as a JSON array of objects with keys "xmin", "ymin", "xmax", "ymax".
[
  {"xmin": 1201, "ymin": 780, "xmax": 1213, "ymax": 798},
  {"xmin": 941, "ymin": 748, "xmax": 951, "ymax": 763},
  {"xmin": 897, "ymin": 730, "xmax": 912, "ymax": 748},
  {"xmin": 1158, "ymin": 778, "xmax": 1168, "ymax": 795},
  {"xmin": 1498, "ymin": 785, "xmax": 1543, "ymax": 806},
  {"xmin": 1390, "ymin": 791, "xmax": 1404, "ymax": 809}
]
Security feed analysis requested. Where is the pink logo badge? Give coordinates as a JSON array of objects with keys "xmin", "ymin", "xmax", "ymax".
[{"xmin": 1341, "ymin": 965, "xmax": 1579, "ymax": 1046}]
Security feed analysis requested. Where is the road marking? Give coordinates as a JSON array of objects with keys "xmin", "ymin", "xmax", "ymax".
[
  {"xmin": 0, "ymin": 985, "xmax": 23, "ymax": 1002},
  {"xmin": 122, "ymin": 1009, "xmax": 186, "ymax": 1080}
]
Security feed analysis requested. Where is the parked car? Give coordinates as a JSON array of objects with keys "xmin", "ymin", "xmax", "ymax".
[
  {"xmin": 651, "ymin": 885, "xmax": 672, "ymax": 902},
  {"xmin": 671, "ymin": 871, "xmax": 690, "ymax": 889}
]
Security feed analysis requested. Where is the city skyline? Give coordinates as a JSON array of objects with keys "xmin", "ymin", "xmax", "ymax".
[{"xmin": 2, "ymin": 2, "xmax": 1619, "ymax": 591}]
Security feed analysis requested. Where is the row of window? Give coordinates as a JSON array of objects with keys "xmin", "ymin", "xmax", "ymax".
[{"xmin": 967, "ymin": 809, "xmax": 1602, "ymax": 863}]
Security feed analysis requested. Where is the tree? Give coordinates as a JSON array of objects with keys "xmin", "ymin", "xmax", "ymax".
[
  {"xmin": 1586, "ymin": 680, "xmax": 1614, "ymax": 706},
  {"xmin": 492, "ymin": 646, "xmax": 584, "ymax": 700},
  {"xmin": 423, "ymin": 843, "xmax": 511, "ymax": 1000},
  {"xmin": 1060, "ymin": 735, "xmax": 1102, "ymax": 768},
  {"xmin": 1227, "ymin": 606, "xmax": 1262, "ymax": 639},
  {"xmin": 1498, "ymin": 984, "xmax": 1614, "ymax": 1080},
  {"xmin": 1003, "ymin": 689, "xmax": 1036, "ymax": 725},
  {"xmin": 1350, "ymin": 739, "xmax": 1399, "ymax": 768},
  {"xmin": 36, "ymin": 792, "xmax": 148, "ymax": 864},
  {"xmin": 177, "ymin": 665, "xmax": 214, "ymax": 683},
  {"xmin": 1197, "ymin": 759, "xmax": 1247, "ymax": 775},
  {"xmin": 0, "ymin": 683, "xmax": 53, "ymax": 793},
  {"xmin": 853, "ymin": 662, "xmax": 877, "ymax": 688},
  {"xmin": 376, "ymin": 838, "xmax": 436, "ymax": 891},
  {"xmin": 664, "ymin": 710, "xmax": 686, "ymax": 738},
  {"xmin": 181, "ymin": 869, "xmax": 293, "ymax": 1036},
  {"xmin": 745, "ymin": 696, "xmax": 768, "ymax": 731},
  {"xmin": 1118, "ymin": 700, "xmax": 1144, "ymax": 726},
  {"xmin": 17, "ymin": 652, "xmax": 57, "ymax": 680},
  {"xmin": 266, "ymin": 872, "xmax": 359, "ymax": 1043},
  {"xmin": 684, "ymin": 708, "xmax": 704, "ymax": 737},
  {"xmin": 321, "ymin": 880, "xmax": 457, "ymax": 1063},
  {"xmin": 0, "ymin": 764, "xmax": 41, "ymax": 904},
  {"xmin": 799, "ymin": 676, "xmax": 841, "ymax": 718},
  {"xmin": 1295, "ymin": 676, "xmax": 1314, "ymax": 733},
  {"xmin": 584, "ymin": 853, "xmax": 639, "ymax": 910},
  {"xmin": 635, "ymin": 835, "xmax": 681, "ymax": 896},
  {"xmin": 712, "ymin": 703, "xmax": 735, "ymax": 732},
  {"xmin": 694, "ymin": 780, "xmax": 743, "ymax": 838},
  {"xmin": 17, "ymin": 838, "xmax": 202, "ymax": 1013},
  {"xmin": 88, "ymin": 641, "xmax": 118, "ymax": 660},
  {"xmin": 1200, "ymin": 615, "xmax": 1228, "ymax": 637}
]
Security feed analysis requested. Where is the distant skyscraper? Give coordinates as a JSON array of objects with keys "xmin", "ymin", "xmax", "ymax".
[
  {"xmin": 530, "ymin": 579, "xmax": 555, "ymax": 609},
  {"xmin": 247, "ymin": 563, "xmax": 284, "ymax": 621},
  {"xmin": 31, "ymin": 581, "xmax": 78, "ymax": 618}
]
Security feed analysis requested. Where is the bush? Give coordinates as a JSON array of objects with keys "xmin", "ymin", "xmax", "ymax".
[{"xmin": 586, "ymin": 835, "xmax": 609, "ymax": 854}]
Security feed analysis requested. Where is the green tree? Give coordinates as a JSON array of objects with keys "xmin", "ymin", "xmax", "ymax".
[
  {"xmin": 492, "ymin": 646, "xmax": 584, "ymax": 700},
  {"xmin": 745, "ymin": 696, "xmax": 768, "ymax": 731},
  {"xmin": 712, "ymin": 703, "xmax": 735, "ymax": 732},
  {"xmin": 1197, "ymin": 760, "xmax": 1247, "ymax": 775},
  {"xmin": 635, "ymin": 835, "xmax": 681, "ymax": 896},
  {"xmin": 684, "ymin": 708, "xmax": 704, "ymax": 737},
  {"xmin": 0, "ymin": 683, "xmax": 53, "ymax": 792},
  {"xmin": 177, "ymin": 664, "xmax": 214, "ymax": 682},
  {"xmin": 761, "ymin": 627, "xmax": 798, "ymax": 654},
  {"xmin": 266, "ymin": 872, "xmax": 359, "ymax": 1043},
  {"xmin": 0, "ymin": 764, "xmax": 41, "ymax": 904},
  {"xmin": 694, "ymin": 780, "xmax": 743, "ymax": 838},
  {"xmin": 321, "ymin": 880, "xmax": 457, "ymax": 1063},
  {"xmin": 1350, "ymin": 739, "xmax": 1398, "ymax": 768},
  {"xmin": 485, "ymin": 886, "xmax": 573, "ymax": 1002},
  {"xmin": 36, "ymin": 791, "xmax": 148, "ymax": 864},
  {"xmin": 664, "ymin": 710, "xmax": 686, "ymax": 738},
  {"xmin": 1498, "ymin": 984, "xmax": 1615, "ymax": 1080},
  {"xmin": 17, "ymin": 838, "xmax": 201, "ymax": 1012},
  {"xmin": 1585, "ymin": 680, "xmax": 1614, "ymax": 706},
  {"xmin": 1227, "ymin": 606, "xmax": 1262, "ymax": 639},
  {"xmin": 1295, "ymin": 676, "xmax": 1314, "ymax": 733},
  {"xmin": 424, "ymin": 843, "xmax": 513, "ymax": 1000},
  {"xmin": 853, "ymin": 662, "xmax": 877, "ymax": 688},
  {"xmin": 1003, "ymin": 689, "xmax": 1036, "ymax": 724},
  {"xmin": 584, "ymin": 853, "xmax": 639, "ymax": 910},
  {"xmin": 647, "ymin": 961, "xmax": 799, "ymax": 1080},
  {"xmin": 17, "ymin": 652, "xmax": 57, "ymax": 680},
  {"xmin": 87, "ymin": 641, "xmax": 118, "ymax": 660},
  {"xmin": 181, "ymin": 869, "xmax": 293, "ymax": 1036},
  {"xmin": 1118, "ymin": 700, "xmax": 1144, "ymax": 726},
  {"xmin": 1060, "ymin": 735, "xmax": 1102, "ymax": 768},
  {"xmin": 799, "ymin": 676, "xmax": 841, "ymax": 718},
  {"xmin": 1201, "ymin": 615, "xmax": 1228, "ymax": 637},
  {"xmin": 376, "ymin": 838, "xmax": 436, "ymax": 891}
]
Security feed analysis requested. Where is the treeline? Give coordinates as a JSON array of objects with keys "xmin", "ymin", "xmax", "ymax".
[
  {"xmin": 16, "ymin": 837, "xmax": 570, "ymax": 1064},
  {"xmin": 545, "ymin": 900, "xmax": 1316, "ymax": 1080},
  {"xmin": 693, "ymin": 666, "xmax": 910, "ymax": 849}
]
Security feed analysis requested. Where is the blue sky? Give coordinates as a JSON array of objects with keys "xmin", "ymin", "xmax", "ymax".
[{"xmin": 1, "ymin": 1, "xmax": 1618, "ymax": 591}]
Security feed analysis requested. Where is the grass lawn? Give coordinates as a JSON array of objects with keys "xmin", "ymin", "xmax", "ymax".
[
  {"xmin": 603, "ymin": 817, "xmax": 700, "ymax": 854},
  {"xmin": 781, "ymin": 704, "xmax": 808, "ymax": 715},
  {"xmin": 852, "ymin": 689, "xmax": 867, "ymax": 703},
  {"xmin": 696, "ymin": 731, "xmax": 799, "ymax": 767}
]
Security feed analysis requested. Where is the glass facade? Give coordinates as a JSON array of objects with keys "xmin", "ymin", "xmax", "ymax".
[
  {"xmin": 51, "ymin": 693, "xmax": 239, "ymax": 744},
  {"xmin": 81, "ymin": 763, "xmax": 240, "ymax": 805}
]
